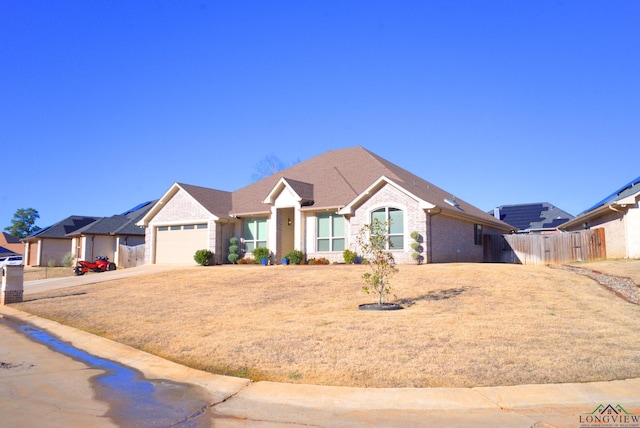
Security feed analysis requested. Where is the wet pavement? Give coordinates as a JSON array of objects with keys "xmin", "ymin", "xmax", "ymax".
[{"xmin": 1, "ymin": 317, "xmax": 213, "ymax": 427}]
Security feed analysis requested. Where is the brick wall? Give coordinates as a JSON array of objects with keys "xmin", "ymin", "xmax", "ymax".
[
  {"xmin": 430, "ymin": 213, "xmax": 483, "ymax": 263},
  {"xmin": 579, "ymin": 209, "xmax": 627, "ymax": 259}
]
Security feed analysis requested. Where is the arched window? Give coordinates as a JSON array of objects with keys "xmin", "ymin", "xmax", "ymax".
[{"xmin": 371, "ymin": 207, "xmax": 404, "ymax": 249}]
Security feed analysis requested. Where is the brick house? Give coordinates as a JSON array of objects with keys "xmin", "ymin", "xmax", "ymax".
[
  {"xmin": 22, "ymin": 202, "xmax": 154, "ymax": 267},
  {"xmin": 138, "ymin": 147, "xmax": 513, "ymax": 265},
  {"xmin": 559, "ymin": 175, "xmax": 640, "ymax": 259}
]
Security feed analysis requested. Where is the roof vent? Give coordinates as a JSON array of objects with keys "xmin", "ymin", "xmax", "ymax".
[{"xmin": 444, "ymin": 198, "xmax": 459, "ymax": 208}]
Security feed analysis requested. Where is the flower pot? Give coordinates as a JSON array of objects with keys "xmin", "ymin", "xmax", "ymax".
[
  {"xmin": 282, "ymin": 258, "xmax": 288, "ymax": 265},
  {"xmin": 260, "ymin": 259, "xmax": 268, "ymax": 266}
]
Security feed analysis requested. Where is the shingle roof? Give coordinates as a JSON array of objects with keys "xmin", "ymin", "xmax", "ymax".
[
  {"xmin": 492, "ymin": 203, "xmax": 574, "ymax": 231},
  {"xmin": 0, "ymin": 245, "xmax": 17, "ymax": 256},
  {"xmin": 177, "ymin": 183, "xmax": 233, "ymax": 218},
  {"xmin": 1, "ymin": 232, "xmax": 21, "ymax": 244},
  {"xmin": 580, "ymin": 175, "xmax": 640, "ymax": 215},
  {"xmin": 25, "ymin": 216, "xmax": 101, "ymax": 240},
  {"xmin": 68, "ymin": 201, "xmax": 157, "ymax": 236},
  {"xmin": 230, "ymin": 146, "xmax": 510, "ymax": 229}
]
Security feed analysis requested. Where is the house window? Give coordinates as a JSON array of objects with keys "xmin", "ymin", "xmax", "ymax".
[
  {"xmin": 244, "ymin": 218, "xmax": 267, "ymax": 253},
  {"xmin": 474, "ymin": 224, "xmax": 483, "ymax": 245},
  {"xmin": 317, "ymin": 213, "xmax": 345, "ymax": 252},
  {"xmin": 371, "ymin": 207, "xmax": 404, "ymax": 249}
]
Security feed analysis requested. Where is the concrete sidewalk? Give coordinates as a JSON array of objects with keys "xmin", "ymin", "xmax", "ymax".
[{"xmin": 2, "ymin": 305, "xmax": 639, "ymax": 427}]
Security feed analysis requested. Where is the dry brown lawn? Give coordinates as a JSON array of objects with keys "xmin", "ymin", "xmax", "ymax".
[
  {"xmin": 23, "ymin": 266, "xmax": 76, "ymax": 282},
  {"xmin": 14, "ymin": 262, "xmax": 640, "ymax": 388}
]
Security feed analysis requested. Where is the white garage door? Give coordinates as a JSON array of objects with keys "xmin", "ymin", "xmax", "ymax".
[{"xmin": 155, "ymin": 224, "xmax": 208, "ymax": 264}]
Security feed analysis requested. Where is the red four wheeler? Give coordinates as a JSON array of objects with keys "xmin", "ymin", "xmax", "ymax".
[{"xmin": 74, "ymin": 256, "xmax": 116, "ymax": 276}]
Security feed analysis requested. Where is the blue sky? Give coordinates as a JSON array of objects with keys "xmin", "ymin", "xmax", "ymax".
[{"xmin": 2, "ymin": 1, "xmax": 639, "ymax": 229}]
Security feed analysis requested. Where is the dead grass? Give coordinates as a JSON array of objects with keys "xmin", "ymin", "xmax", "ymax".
[
  {"xmin": 14, "ymin": 262, "xmax": 640, "ymax": 388},
  {"xmin": 571, "ymin": 259, "xmax": 640, "ymax": 284},
  {"xmin": 23, "ymin": 267, "xmax": 76, "ymax": 282}
]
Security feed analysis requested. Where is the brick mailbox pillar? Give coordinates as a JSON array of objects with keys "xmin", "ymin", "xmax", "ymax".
[{"xmin": 1, "ymin": 265, "xmax": 24, "ymax": 305}]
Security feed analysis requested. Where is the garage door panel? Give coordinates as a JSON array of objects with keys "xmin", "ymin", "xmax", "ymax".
[{"xmin": 155, "ymin": 225, "xmax": 208, "ymax": 264}]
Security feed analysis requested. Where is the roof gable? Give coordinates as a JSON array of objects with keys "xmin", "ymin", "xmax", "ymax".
[
  {"xmin": 139, "ymin": 183, "xmax": 232, "ymax": 225},
  {"xmin": 338, "ymin": 175, "xmax": 436, "ymax": 215},
  {"xmin": 263, "ymin": 177, "xmax": 314, "ymax": 205}
]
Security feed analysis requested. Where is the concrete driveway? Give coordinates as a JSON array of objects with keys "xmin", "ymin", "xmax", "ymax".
[{"xmin": 23, "ymin": 264, "xmax": 184, "ymax": 295}]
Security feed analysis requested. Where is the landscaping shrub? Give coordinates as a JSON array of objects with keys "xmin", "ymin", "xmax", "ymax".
[
  {"xmin": 284, "ymin": 250, "xmax": 305, "ymax": 265},
  {"xmin": 194, "ymin": 249, "xmax": 214, "ymax": 266},
  {"xmin": 343, "ymin": 249, "xmax": 358, "ymax": 264},
  {"xmin": 307, "ymin": 257, "xmax": 330, "ymax": 265},
  {"xmin": 61, "ymin": 253, "xmax": 74, "ymax": 268},
  {"xmin": 410, "ymin": 231, "xmax": 423, "ymax": 265},
  {"xmin": 228, "ymin": 237, "xmax": 240, "ymax": 264},
  {"xmin": 252, "ymin": 247, "xmax": 271, "ymax": 264}
]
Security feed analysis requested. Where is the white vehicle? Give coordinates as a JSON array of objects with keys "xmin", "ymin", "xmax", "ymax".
[{"xmin": 0, "ymin": 255, "xmax": 23, "ymax": 267}]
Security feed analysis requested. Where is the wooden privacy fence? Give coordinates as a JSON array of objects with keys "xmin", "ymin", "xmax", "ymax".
[
  {"xmin": 118, "ymin": 244, "xmax": 145, "ymax": 269},
  {"xmin": 483, "ymin": 229, "xmax": 606, "ymax": 266}
]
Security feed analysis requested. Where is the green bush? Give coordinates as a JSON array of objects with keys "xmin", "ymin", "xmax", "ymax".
[
  {"xmin": 228, "ymin": 237, "xmax": 240, "ymax": 264},
  {"xmin": 284, "ymin": 250, "xmax": 305, "ymax": 265},
  {"xmin": 410, "ymin": 231, "xmax": 423, "ymax": 265},
  {"xmin": 194, "ymin": 249, "xmax": 214, "ymax": 266},
  {"xmin": 61, "ymin": 253, "xmax": 74, "ymax": 268},
  {"xmin": 252, "ymin": 247, "xmax": 271, "ymax": 264},
  {"xmin": 343, "ymin": 249, "xmax": 358, "ymax": 264}
]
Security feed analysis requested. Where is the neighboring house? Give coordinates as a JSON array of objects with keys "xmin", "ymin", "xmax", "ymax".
[
  {"xmin": 66, "ymin": 201, "xmax": 156, "ymax": 267},
  {"xmin": 22, "ymin": 201, "xmax": 155, "ymax": 267},
  {"xmin": 0, "ymin": 232, "xmax": 23, "ymax": 255},
  {"xmin": 491, "ymin": 203, "xmax": 574, "ymax": 233},
  {"xmin": 138, "ymin": 146, "xmax": 514, "ymax": 265},
  {"xmin": 0, "ymin": 245, "xmax": 18, "ymax": 257},
  {"xmin": 559, "ymin": 175, "xmax": 640, "ymax": 259},
  {"xmin": 23, "ymin": 216, "xmax": 100, "ymax": 266}
]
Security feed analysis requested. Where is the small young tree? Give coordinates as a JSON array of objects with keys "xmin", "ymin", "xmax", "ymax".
[{"xmin": 355, "ymin": 218, "xmax": 398, "ymax": 305}]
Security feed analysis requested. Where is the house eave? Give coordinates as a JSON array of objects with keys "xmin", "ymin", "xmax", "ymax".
[{"xmin": 338, "ymin": 175, "xmax": 433, "ymax": 216}]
